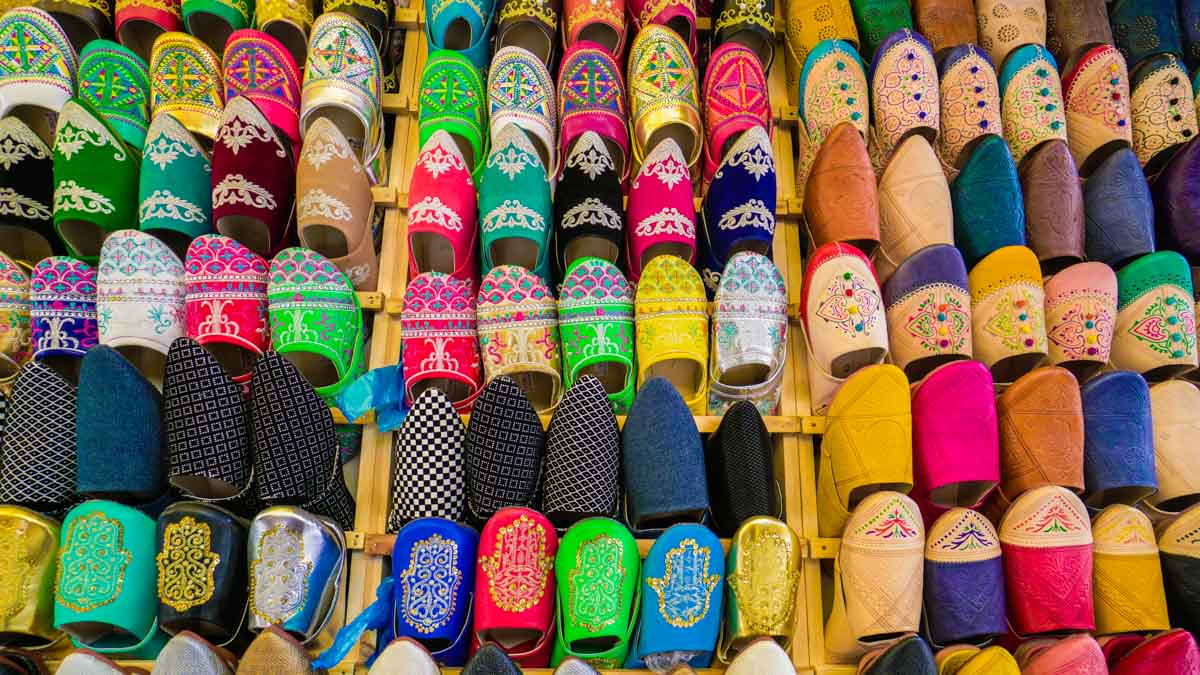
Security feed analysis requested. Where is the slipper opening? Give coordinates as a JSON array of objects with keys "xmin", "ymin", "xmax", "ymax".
[
  {"xmin": 282, "ymin": 350, "xmax": 341, "ymax": 389},
  {"xmin": 645, "ymin": 359, "xmax": 702, "ymax": 402},
  {"xmin": 564, "ymin": 237, "xmax": 619, "ymax": 267},
  {"xmin": 217, "ymin": 215, "xmax": 273, "ymax": 258},
  {"xmin": 57, "ymin": 219, "xmax": 107, "ymax": 260},
  {"xmin": 829, "ymin": 347, "xmax": 886, "ymax": 380},
  {"xmin": 0, "ymin": 226, "xmax": 54, "ymax": 268},
  {"xmin": 490, "ymin": 238, "xmax": 541, "ymax": 271},
  {"xmin": 185, "ymin": 13, "xmax": 237, "ymax": 56},
  {"xmin": 303, "ymin": 224, "xmax": 351, "ymax": 258},
  {"xmin": 411, "ymin": 231, "xmax": 458, "ymax": 275}
]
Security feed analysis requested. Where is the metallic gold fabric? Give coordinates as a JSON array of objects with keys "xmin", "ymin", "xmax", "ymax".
[
  {"xmin": 0, "ymin": 505, "xmax": 60, "ymax": 647},
  {"xmin": 719, "ymin": 516, "xmax": 800, "ymax": 662}
]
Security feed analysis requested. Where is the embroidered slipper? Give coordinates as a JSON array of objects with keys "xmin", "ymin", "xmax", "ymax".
[
  {"xmin": 563, "ymin": 0, "xmax": 623, "ymax": 54},
  {"xmin": 1083, "ymin": 148, "xmax": 1155, "ymax": 269},
  {"xmin": 630, "ymin": 524, "xmax": 722, "ymax": 670},
  {"xmin": 783, "ymin": 0, "xmax": 857, "ymax": 108},
  {"xmin": 149, "ymin": 32, "xmax": 224, "ymax": 144},
  {"xmin": 709, "ymin": 252, "xmax": 787, "ymax": 416},
  {"xmin": 267, "ymin": 247, "xmax": 365, "ymax": 401},
  {"xmin": 803, "ymin": 122, "xmax": 878, "ymax": 255},
  {"xmin": 247, "ymin": 506, "xmax": 347, "ymax": 643},
  {"xmin": 0, "ymin": 8, "xmax": 77, "ymax": 145},
  {"xmin": 923, "ymin": 509, "xmax": 1006, "ymax": 647},
  {"xmin": 634, "ymin": 255, "xmax": 708, "ymax": 414},
  {"xmin": 848, "ymin": 0, "xmax": 912, "ymax": 63},
  {"xmin": 557, "ymin": 258, "xmax": 634, "ymax": 412},
  {"xmin": 0, "ymin": 253, "xmax": 30, "ymax": 382},
  {"xmin": 951, "ymin": 134, "xmax": 1026, "ymax": 269},
  {"xmin": 1159, "ymin": 508, "xmax": 1200, "ymax": 636},
  {"xmin": 1109, "ymin": 0, "xmax": 1181, "ymax": 68},
  {"xmin": 967, "ymin": 245, "xmax": 1047, "ymax": 384},
  {"xmin": 876, "ymin": 134, "xmax": 951, "ymax": 283},
  {"xmin": 552, "ymin": 132, "xmax": 626, "ymax": 282},
  {"xmin": 183, "ymin": 234, "xmax": 268, "ymax": 387},
  {"xmin": 1112, "ymin": 251, "xmax": 1197, "ymax": 380},
  {"xmin": 1061, "ymin": 44, "xmax": 1132, "ymax": 175},
  {"xmin": 1045, "ymin": 0, "xmax": 1111, "ymax": 71},
  {"xmin": 140, "ymin": 112, "xmax": 213, "ymax": 258},
  {"xmin": 796, "ymin": 39, "xmax": 868, "ymax": 180},
  {"xmin": 95, "ymin": 230, "xmax": 185, "ymax": 388},
  {"xmin": 115, "ymin": 0, "xmax": 181, "ymax": 63},
  {"xmin": 222, "ymin": 30, "xmax": 301, "ymax": 152},
  {"xmin": 1111, "ymin": 629, "xmax": 1200, "ymax": 674},
  {"xmin": 479, "ymin": 125, "xmax": 553, "ymax": 285},
  {"xmin": 1148, "ymin": 381, "xmax": 1200, "ymax": 513},
  {"xmin": 628, "ymin": 26, "xmax": 702, "ymax": 173},
  {"xmin": 1131, "ymin": 55, "xmax": 1198, "ymax": 173},
  {"xmin": 54, "ymin": 502, "xmax": 163, "ymax": 653},
  {"xmin": 627, "ymin": 139, "xmax": 695, "ymax": 282},
  {"xmin": 369, "ymin": 639, "xmax": 440, "ymax": 674},
  {"xmin": 155, "ymin": 504, "xmax": 249, "ymax": 644},
  {"xmin": 401, "ymin": 271, "xmax": 482, "ymax": 412},
  {"xmin": 868, "ymin": 29, "xmax": 939, "ymax": 171},
  {"xmin": 936, "ymin": 45, "xmax": 1000, "ymax": 174},
  {"xmin": 1043, "ymin": 261, "xmax": 1116, "ymax": 380},
  {"xmin": 51, "ymin": 98, "xmax": 140, "ymax": 264},
  {"xmin": 475, "ymin": 266, "xmax": 563, "ymax": 412},
  {"xmin": 30, "ymin": 256, "xmax": 97, "ymax": 368},
  {"xmin": 700, "ymin": 125, "xmax": 775, "ymax": 296},
  {"xmin": 712, "ymin": 0, "xmax": 774, "ymax": 70},
  {"xmin": 998, "ymin": 486, "xmax": 1095, "ymax": 635},
  {"xmin": 163, "ymin": 337, "xmax": 252, "ymax": 501},
  {"xmin": 910, "ymin": 360, "xmax": 998, "ymax": 523},
  {"xmin": 557, "ymin": 42, "xmax": 629, "ymax": 182},
  {"xmin": 542, "ymin": 375, "xmax": 620, "ymax": 526},
  {"xmin": 0, "ymin": 117, "xmax": 59, "ymax": 267},
  {"xmin": 551, "ymin": 517, "xmax": 640, "ymax": 668},
  {"xmin": 705, "ymin": 401, "xmax": 777, "ymax": 536},
  {"xmin": 419, "ymin": 50, "xmax": 486, "ymax": 177},
  {"xmin": 253, "ymin": 0, "xmax": 315, "ymax": 66},
  {"xmin": 1019, "ymin": 139, "xmax": 1084, "ymax": 273},
  {"xmin": 800, "ymin": 242, "xmax": 888, "ymax": 415},
  {"xmin": 391, "ymin": 518, "xmax": 478, "ymax": 665},
  {"xmin": 0, "ymin": 363, "xmax": 77, "ymax": 514},
  {"xmin": 1081, "ymin": 371, "xmax": 1157, "ymax": 508},
  {"xmin": 77, "ymin": 40, "xmax": 150, "ymax": 150},
  {"xmin": 623, "ymin": 377, "xmax": 708, "ymax": 531},
  {"xmin": 913, "ymin": 0, "xmax": 975, "ymax": 54},
  {"xmin": 425, "ymin": 0, "xmax": 496, "ymax": 68},
  {"xmin": 976, "ymin": 0, "xmax": 1045, "ymax": 69},
  {"xmin": 473, "ymin": 508, "xmax": 558, "ymax": 666},
  {"xmin": 408, "ymin": 131, "xmax": 479, "ymax": 287},
  {"xmin": 815, "ymin": 364, "xmax": 912, "ymax": 538},
  {"xmin": 464, "ymin": 376, "xmax": 545, "ymax": 521},
  {"xmin": 301, "ymin": 13, "xmax": 384, "ymax": 171},
  {"xmin": 720, "ymin": 516, "xmax": 801, "ymax": 660},
  {"xmin": 212, "ymin": 96, "xmax": 296, "ymax": 260},
  {"xmin": 628, "ymin": 0, "xmax": 697, "ymax": 58},
  {"xmin": 999, "ymin": 44, "xmax": 1066, "ymax": 167},
  {"xmin": 488, "ymin": 46, "xmax": 556, "ymax": 173},
  {"xmin": 297, "ymin": 118, "xmax": 378, "ymax": 290},
  {"xmin": 824, "ymin": 492, "xmax": 922, "ymax": 662},
  {"xmin": 387, "ymin": 388, "xmax": 467, "ymax": 530},
  {"xmin": 152, "ymin": 629, "xmax": 237, "ymax": 674},
  {"xmin": 0, "ymin": 506, "xmax": 60, "ymax": 648},
  {"xmin": 1155, "ymin": 135, "xmax": 1200, "ymax": 263},
  {"xmin": 495, "ymin": 0, "xmax": 559, "ymax": 67},
  {"xmin": 1091, "ymin": 505, "xmax": 1169, "ymax": 634},
  {"xmin": 701, "ymin": 44, "xmax": 771, "ymax": 189}
]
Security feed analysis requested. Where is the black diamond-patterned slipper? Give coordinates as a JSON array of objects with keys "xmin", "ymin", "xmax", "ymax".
[
  {"xmin": 706, "ymin": 400, "xmax": 778, "ymax": 536},
  {"xmin": 542, "ymin": 375, "xmax": 620, "ymax": 528},
  {"xmin": 0, "ymin": 362, "xmax": 76, "ymax": 513},
  {"xmin": 464, "ymin": 376, "xmax": 545, "ymax": 522},
  {"xmin": 387, "ymin": 388, "xmax": 467, "ymax": 532}
]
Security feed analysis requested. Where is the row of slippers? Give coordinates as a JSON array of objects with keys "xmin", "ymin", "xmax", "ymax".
[
  {"xmin": 822, "ymin": 487, "xmax": 1200, "ymax": 669},
  {"xmin": 412, "ymin": 38, "xmax": 777, "ymax": 294},
  {"xmin": 400, "ymin": 253, "xmax": 787, "ymax": 417},
  {"xmin": 388, "ymin": 374, "xmax": 781, "ymax": 537},
  {"xmin": 0, "ymin": 234, "xmax": 365, "ymax": 401},
  {"xmin": 814, "ymin": 361, "xmax": 1200, "ymax": 541},
  {"xmin": 0, "ymin": 341, "xmax": 357, "ymax": 529},
  {"xmin": 0, "ymin": 10, "xmax": 384, "ymax": 283}
]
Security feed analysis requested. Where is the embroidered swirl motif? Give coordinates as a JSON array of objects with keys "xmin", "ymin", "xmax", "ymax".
[
  {"xmin": 498, "ymin": 0, "xmax": 556, "ymax": 26},
  {"xmin": 717, "ymin": 200, "xmax": 773, "ymax": 232},
  {"xmin": 144, "ymin": 125, "xmax": 204, "ymax": 171},
  {"xmin": 0, "ymin": 119, "xmax": 50, "ymax": 170},
  {"xmin": 729, "ymin": 529, "xmax": 798, "ymax": 633},
  {"xmin": 487, "ymin": 144, "xmax": 537, "ymax": 179},
  {"xmin": 409, "ymin": 196, "xmax": 464, "ymax": 232},
  {"xmin": 54, "ymin": 180, "xmax": 115, "ymax": 215},
  {"xmin": 1003, "ymin": 56, "xmax": 1067, "ymax": 162},
  {"xmin": 417, "ymin": 143, "xmax": 464, "ymax": 178},
  {"xmin": 801, "ymin": 44, "xmax": 869, "ymax": 145},
  {"xmin": 568, "ymin": 534, "xmax": 625, "ymax": 632},
  {"xmin": 898, "ymin": 285, "xmax": 970, "ymax": 353},
  {"xmin": 55, "ymin": 106, "xmax": 129, "ymax": 162},
  {"xmin": 250, "ymin": 524, "xmax": 310, "ymax": 624},
  {"xmin": 939, "ymin": 49, "xmax": 1001, "ymax": 164},
  {"xmin": 983, "ymin": 284, "xmax": 1046, "ymax": 353},
  {"xmin": 298, "ymin": 189, "xmax": 353, "ymax": 221},
  {"xmin": 156, "ymin": 517, "xmax": 220, "ymax": 612},
  {"xmin": 715, "ymin": 0, "xmax": 773, "ymax": 33},
  {"xmin": 565, "ymin": 132, "xmax": 614, "ymax": 179},
  {"xmin": 1131, "ymin": 59, "xmax": 1198, "ymax": 165},
  {"xmin": 715, "ymin": 140, "xmax": 774, "ymax": 180},
  {"xmin": 141, "ymin": 190, "xmax": 207, "ymax": 223},
  {"xmin": 303, "ymin": 137, "xmax": 354, "ymax": 170},
  {"xmin": 634, "ymin": 209, "xmax": 695, "ymax": 238},
  {"xmin": 399, "ymin": 534, "xmax": 461, "ymax": 634},
  {"xmin": 213, "ymin": 175, "xmax": 278, "ymax": 210},
  {"xmin": 55, "ymin": 512, "xmax": 132, "ymax": 612},
  {"xmin": 816, "ymin": 271, "xmax": 881, "ymax": 336},
  {"xmin": 483, "ymin": 200, "xmax": 545, "ymax": 233},
  {"xmin": 0, "ymin": 188, "xmax": 50, "ymax": 220},
  {"xmin": 873, "ymin": 33, "xmax": 938, "ymax": 158},
  {"xmin": 0, "ymin": 519, "xmax": 33, "ymax": 618},
  {"xmin": 646, "ymin": 538, "xmax": 719, "ymax": 628},
  {"xmin": 560, "ymin": 198, "xmax": 621, "ymax": 230},
  {"xmin": 479, "ymin": 515, "xmax": 553, "ymax": 613},
  {"xmin": 1127, "ymin": 288, "xmax": 1197, "ymax": 359},
  {"xmin": 218, "ymin": 101, "xmax": 288, "ymax": 158},
  {"xmin": 1048, "ymin": 296, "xmax": 1114, "ymax": 360}
]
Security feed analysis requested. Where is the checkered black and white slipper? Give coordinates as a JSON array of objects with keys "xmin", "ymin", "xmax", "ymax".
[{"xmin": 387, "ymin": 388, "xmax": 467, "ymax": 531}]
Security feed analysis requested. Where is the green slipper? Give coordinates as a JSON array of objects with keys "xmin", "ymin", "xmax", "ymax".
[
  {"xmin": 557, "ymin": 257, "xmax": 635, "ymax": 413},
  {"xmin": 479, "ymin": 123, "xmax": 552, "ymax": 285},
  {"xmin": 418, "ymin": 49, "xmax": 487, "ymax": 178}
]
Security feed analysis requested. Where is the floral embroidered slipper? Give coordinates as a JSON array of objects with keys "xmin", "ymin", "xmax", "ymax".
[
  {"xmin": 301, "ymin": 13, "xmax": 384, "ymax": 171},
  {"xmin": 557, "ymin": 258, "xmax": 634, "ymax": 412},
  {"xmin": 488, "ymin": 46, "xmax": 556, "ymax": 173},
  {"xmin": 407, "ymin": 130, "xmax": 479, "ymax": 286},
  {"xmin": 700, "ymin": 125, "xmax": 775, "ymax": 297},
  {"xmin": 475, "ymin": 265, "xmax": 563, "ymax": 412},
  {"xmin": 183, "ymin": 234, "xmax": 269, "ymax": 385},
  {"xmin": 937, "ymin": 44, "xmax": 1000, "ymax": 174},
  {"xmin": 30, "ymin": 256, "xmax": 97, "ymax": 368},
  {"xmin": 0, "ymin": 8, "xmax": 78, "ymax": 145},
  {"xmin": 881, "ymin": 243, "xmax": 971, "ymax": 381},
  {"xmin": 635, "ymin": 255, "xmax": 708, "ymax": 414},
  {"xmin": 1043, "ymin": 261, "xmax": 1116, "ymax": 381},
  {"xmin": 149, "ymin": 32, "xmax": 224, "ymax": 143},
  {"xmin": 418, "ymin": 50, "xmax": 486, "ymax": 177},
  {"xmin": 552, "ymin": 131, "xmax": 625, "ymax": 282},
  {"xmin": 628, "ymin": 26, "xmax": 702, "ymax": 174},
  {"xmin": 868, "ymin": 29, "xmax": 938, "ymax": 171},
  {"xmin": 626, "ymin": 139, "xmax": 696, "ymax": 283},
  {"xmin": 223, "ymin": 29, "xmax": 302, "ymax": 152},
  {"xmin": 999, "ymin": 44, "xmax": 1066, "ymax": 167},
  {"xmin": 709, "ymin": 252, "xmax": 787, "ymax": 416},
  {"xmin": 1061, "ymin": 44, "xmax": 1132, "ymax": 176},
  {"xmin": 401, "ymin": 271, "xmax": 482, "ymax": 412},
  {"xmin": 77, "ymin": 40, "xmax": 151, "ymax": 150},
  {"xmin": 0, "ymin": 118, "xmax": 60, "ymax": 267},
  {"xmin": 1112, "ymin": 251, "xmax": 1197, "ymax": 381},
  {"xmin": 140, "ymin": 111, "xmax": 213, "ymax": 258},
  {"xmin": 1131, "ymin": 54, "xmax": 1197, "ymax": 173},
  {"xmin": 557, "ymin": 42, "xmax": 629, "ymax": 182},
  {"xmin": 967, "ymin": 245, "xmax": 1048, "ymax": 384},
  {"xmin": 479, "ymin": 124, "xmax": 553, "ymax": 285}
]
